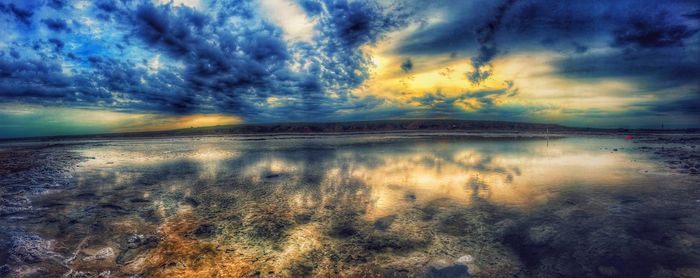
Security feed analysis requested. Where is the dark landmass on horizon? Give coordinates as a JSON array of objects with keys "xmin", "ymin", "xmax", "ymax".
[{"xmin": 2, "ymin": 119, "xmax": 699, "ymax": 142}]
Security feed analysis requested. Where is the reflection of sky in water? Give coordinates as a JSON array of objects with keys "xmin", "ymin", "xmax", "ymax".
[
  {"xmin": 349, "ymin": 139, "xmax": 652, "ymax": 219},
  {"xmin": 77, "ymin": 136, "xmax": 655, "ymax": 215},
  {"xmin": 17, "ymin": 135, "xmax": 697, "ymax": 277}
]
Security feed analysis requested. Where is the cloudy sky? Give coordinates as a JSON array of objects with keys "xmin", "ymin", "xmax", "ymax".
[{"xmin": 0, "ymin": 0, "xmax": 699, "ymax": 137}]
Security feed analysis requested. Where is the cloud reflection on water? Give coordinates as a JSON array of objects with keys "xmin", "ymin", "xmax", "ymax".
[{"xmin": 34, "ymin": 135, "xmax": 685, "ymax": 276}]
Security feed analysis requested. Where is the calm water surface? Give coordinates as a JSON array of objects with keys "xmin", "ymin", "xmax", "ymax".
[{"xmin": 6, "ymin": 135, "xmax": 700, "ymax": 277}]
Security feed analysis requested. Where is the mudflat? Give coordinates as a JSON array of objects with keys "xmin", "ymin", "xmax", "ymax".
[{"xmin": 1, "ymin": 133, "xmax": 699, "ymax": 277}]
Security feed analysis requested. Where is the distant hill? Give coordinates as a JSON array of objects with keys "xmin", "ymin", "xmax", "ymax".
[
  {"xmin": 2, "ymin": 119, "xmax": 697, "ymax": 142},
  {"xmin": 100, "ymin": 119, "xmax": 581, "ymax": 138},
  {"xmin": 194, "ymin": 119, "xmax": 571, "ymax": 134}
]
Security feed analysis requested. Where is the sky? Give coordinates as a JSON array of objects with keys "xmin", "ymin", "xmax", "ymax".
[{"xmin": 0, "ymin": 0, "xmax": 699, "ymax": 137}]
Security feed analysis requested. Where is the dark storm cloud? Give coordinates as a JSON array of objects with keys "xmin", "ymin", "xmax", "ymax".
[
  {"xmin": 395, "ymin": 0, "xmax": 609, "ymax": 55},
  {"xmin": 0, "ymin": 54, "xmax": 197, "ymax": 113},
  {"xmin": 42, "ymin": 18, "xmax": 69, "ymax": 32},
  {"xmin": 391, "ymin": 89, "xmax": 535, "ymax": 121},
  {"xmin": 297, "ymin": 0, "xmax": 323, "ymax": 16},
  {"xmin": 46, "ymin": 0, "xmax": 67, "ymax": 10},
  {"xmin": 0, "ymin": 58, "xmax": 85, "ymax": 101},
  {"xmin": 391, "ymin": 0, "xmax": 700, "ymax": 122},
  {"xmin": 9, "ymin": 49, "xmax": 19, "ymax": 59},
  {"xmin": 0, "ymin": 4, "xmax": 199, "ymax": 112},
  {"xmin": 613, "ymin": 11, "xmax": 698, "ymax": 48},
  {"xmin": 0, "ymin": 0, "xmax": 405, "ymax": 121},
  {"xmin": 267, "ymin": 0, "xmax": 408, "ymax": 120},
  {"xmin": 554, "ymin": 38, "xmax": 700, "ymax": 118},
  {"xmin": 572, "ymin": 42, "xmax": 588, "ymax": 54},
  {"xmin": 84, "ymin": 55, "xmax": 198, "ymax": 113},
  {"xmin": 395, "ymin": 21, "xmax": 476, "ymax": 56},
  {"xmin": 685, "ymin": 9, "xmax": 700, "ymax": 20},
  {"xmin": 95, "ymin": 0, "xmax": 119, "ymax": 14},
  {"xmin": 410, "ymin": 83, "xmax": 518, "ymax": 114},
  {"xmin": 0, "ymin": 0, "xmax": 698, "ymax": 127},
  {"xmin": 321, "ymin": 0, "xmax": 403, "ymax": 47},
  {"xmin": 111, "ymin": 0, "xmax": 403, "ymax": 118},
  {"xmin": 649, "ymin": 95, "xmax": 700, "ymax": 115},
  {"xmin": 410, "ymin": 92, "xmax": 463, "ymax": 113},
  {"xmin": 1, "ymin": 2, "xmax": 34, "ymax": 25},
  {"xmin": 394, "ymin": 0, "xmax": 484, "ymax": 56},
  {"xmin": 125, "ymin": 1, "xmax": 304, "ymax": 115},
  {"xmin": 47, "ymin": 38, "xmax": 64, "ymax": 51},
  {"xmin": 554, "ymin": 46, "xmax": 700, "ymax": 90},
  {"xmin": 395, "ymin": 0, "xmax": 699, "ymax": 58},
  {"xmin": 467, "ymin": 0, "xmax": 517, "ymax": 85},
  {"xmin": 394, "ymin": 0, "xmax": 618, "ymax": 83},
  {"xmin": 303, "ymin": 0, "xmax": 408, "ymax": 89},
  {"xmin": 400, "ymin": 58, "xmax": 413, "ymax": 73}
]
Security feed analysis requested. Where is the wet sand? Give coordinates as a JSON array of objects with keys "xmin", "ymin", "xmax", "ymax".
[{"xmin": 1, "ymin": 133, "xmax": 699, "ymax": 277}]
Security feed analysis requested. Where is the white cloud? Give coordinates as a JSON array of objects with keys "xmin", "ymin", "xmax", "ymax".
[
  {"xmin": 258, "ymin": 0, "xmax": 316, "ymax": 42},
  {"xmin": 148, "ymin": 54, "xmax": 161, "ymax": 74},
  {"xmin": 156, "ymin": 0, "xmax": 203, "ymax": 9}
]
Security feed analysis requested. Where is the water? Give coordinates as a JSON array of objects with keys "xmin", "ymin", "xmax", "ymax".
[{"xmin": 2, "ymin": 135, "xmax": 699, "ymax": 277}]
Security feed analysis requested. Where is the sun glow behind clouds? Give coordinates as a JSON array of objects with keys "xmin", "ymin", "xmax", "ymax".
[
  {"xmin": 356, "ymin": 36, "xmax": 677, "ymax": 126},
  {"xmin": 119, "ymin": 113, "xmax": 243, "ymax": 132},
  {"xmin": 356, "ymin": 40, "xmax": 514, "ymax": 108}
]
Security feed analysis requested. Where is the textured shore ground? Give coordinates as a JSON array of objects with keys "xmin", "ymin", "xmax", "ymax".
[{"xmin": 1, "ymin": 133, "xmax": 699, "ymax": 277}]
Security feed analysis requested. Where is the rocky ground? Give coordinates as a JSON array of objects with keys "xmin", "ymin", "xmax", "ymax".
[
  {"xmin": 1, "ymin": 146, "xmax": 84, "ymax": 216},
  {"xmin": 0, "ymin": 145, "xmax": 86, "ymax": 277},
  {"xmin": 633, "ymin": 134, "xmax": 700, "ymax": 175}
]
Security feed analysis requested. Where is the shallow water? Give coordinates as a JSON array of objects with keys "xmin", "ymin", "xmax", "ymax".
[{"xmin": 2, "ymin": 135, "xmax": 699, "ymax": 277}]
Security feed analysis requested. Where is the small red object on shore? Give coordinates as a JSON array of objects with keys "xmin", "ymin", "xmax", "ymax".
[{"xmin": 625, "ymin": 135, "xmax": 633, "ymax": 140}]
